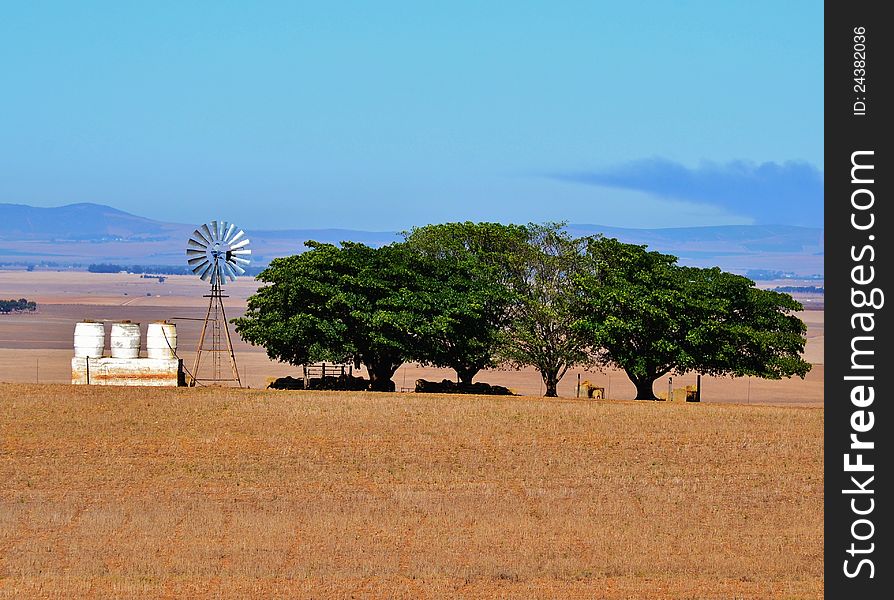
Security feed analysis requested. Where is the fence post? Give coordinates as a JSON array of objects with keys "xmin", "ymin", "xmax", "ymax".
[{"xmin": 577, "ymin": 373, "xmax": 581, "ymax": 398}]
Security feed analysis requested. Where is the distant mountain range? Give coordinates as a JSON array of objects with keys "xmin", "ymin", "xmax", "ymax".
[
  {"xmin": 0, "ymin": 202, "xmax": 176, "ymax": 240},
  {"xmin": 0, "ymin": 202, "xmax": 823, "ymax": 276}
]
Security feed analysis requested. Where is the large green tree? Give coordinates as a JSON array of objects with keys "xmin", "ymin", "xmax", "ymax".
[
  {"xmin": 233, "ymin": 241, "xmax": 430, "ymax": 391},
  {"xmin": 403, "ymin": 222, "xmax": 528, "ymax": 384},
  {"xmin": 574, "ymin": 237, "xmax": 811, "ymax": 400},
  {"xmin": 500, "ymin": 223, "xmax": 592, "ymax": 397}
]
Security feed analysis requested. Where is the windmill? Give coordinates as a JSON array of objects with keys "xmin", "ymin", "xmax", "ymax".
[{"xmin": 186, "ymin": 220, "xmax": 251, "ymax": 386}]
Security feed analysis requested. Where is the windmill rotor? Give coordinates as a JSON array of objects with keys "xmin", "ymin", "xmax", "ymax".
[{"xmin": 186, "ymin": 220, "xmax": 252, "ymax": 285}]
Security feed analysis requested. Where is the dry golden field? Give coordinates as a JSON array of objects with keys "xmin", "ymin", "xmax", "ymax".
[{"xmin": 0, "ymin": 384, "xmax": 823, "ymax": 599}]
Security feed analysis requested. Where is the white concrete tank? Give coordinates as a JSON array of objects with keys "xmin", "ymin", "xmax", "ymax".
[
  {"xmin": 74, "ymin": 321, "xmax": 105, "ymax": 358},
  {"xmin": 110, "ymin": 321, "xmax": 141, "ymax": 358},
  {"xmin": 146, "ymin": 321, "xmax": 177, "ymax": 359}
]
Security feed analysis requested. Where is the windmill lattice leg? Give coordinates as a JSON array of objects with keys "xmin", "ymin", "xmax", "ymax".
[{"xmin": 191, "ymin": 284, "xmax": 242, "ymax": 387}]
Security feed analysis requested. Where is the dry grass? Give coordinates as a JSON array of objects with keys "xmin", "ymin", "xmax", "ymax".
[{"xmin": 0, "ymin": 384, "xmax": 823, "ymax": 598}]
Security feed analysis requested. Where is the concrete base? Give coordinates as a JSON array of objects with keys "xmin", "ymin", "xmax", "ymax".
[{"xmin": 72, "ymin": 357, "xmax": 184, "ymax": 386}]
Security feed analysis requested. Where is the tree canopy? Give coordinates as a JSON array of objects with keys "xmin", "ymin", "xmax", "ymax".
[
  {"xmin": 499, "ymin": 223, "xmax": 593, "ymax": 397},
  {"xmin": 403, "ymin": 222, "xmax": 526, "ymax": 383},
  {"xmin": 233, "ymin": 241, "xmax": 428, "ymax": 391},
  {"xmin": 0, "ymin": 298, "xmax": 37, "ymax": 313},
  {"xmin": 574, "ymin": 237, "xmax": 811, "ymax": 399}
]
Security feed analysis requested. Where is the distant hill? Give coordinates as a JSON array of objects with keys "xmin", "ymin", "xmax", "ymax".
[
  {"xmin": 0, "ymin": 202, "xmax": 823, "ymax": 276},
  {"xmin": 0, "ymin": 203, "xmax": 398, "ymax": 267},
  {"xmin": 0, "ymin": 202, "xmax": 173, "ymax": 240}
]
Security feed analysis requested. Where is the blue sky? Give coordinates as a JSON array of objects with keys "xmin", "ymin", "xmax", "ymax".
[{"xmin": 0, "ymin": 1, "xmax": 823, "ymax": 230}]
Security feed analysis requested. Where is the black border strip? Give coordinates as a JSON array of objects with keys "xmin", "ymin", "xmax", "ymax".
[{"xmin": 825, "ymin": 2, "xmax": 892, "ymax": 595}]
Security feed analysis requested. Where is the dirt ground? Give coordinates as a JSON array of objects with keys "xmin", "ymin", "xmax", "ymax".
[
  {"xmin": 0, "ymin": 271, "xmax": 822, "ymax": 405},
  {"xmin": 0, "ymin": 384, "xmax": 823, "ymax": 599}
]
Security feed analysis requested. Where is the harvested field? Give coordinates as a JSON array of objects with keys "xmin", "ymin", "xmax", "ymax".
[{"xmin": 0, "ymin": 384, "xmax": 823, "ymax": 598}]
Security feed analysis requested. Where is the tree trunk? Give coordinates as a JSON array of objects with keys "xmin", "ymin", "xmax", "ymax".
[
  {"xmin": 366, "ymin": 361, "xmax": 399, "ymax": 392},
  {"xmin": 633, "ymin": 377, "xmax": 658, "ymax": 400},
  {"xmin": 543, "ymin": 369, "xmax": 560, "ymax": 397},
  {"xmin": 455, "ymin": 366, "xmax": 479, "ymax": 386}
]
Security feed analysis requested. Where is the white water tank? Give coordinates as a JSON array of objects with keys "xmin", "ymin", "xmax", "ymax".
[
  {"xmin": 110, "ymin": 321, "xmax": 141, "ymax": 358},
  {"xmin": 74, "ymin": 321, "xmax": 105, "ymax": 358},
  {"xmin": 146, "ymin": 321, "xmax": 177, "ymax": 359}
]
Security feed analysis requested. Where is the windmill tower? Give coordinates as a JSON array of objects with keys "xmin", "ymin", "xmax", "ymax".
[{"xmin": 186, "ymin": 220, "xmax": 251, "ymax": 387}]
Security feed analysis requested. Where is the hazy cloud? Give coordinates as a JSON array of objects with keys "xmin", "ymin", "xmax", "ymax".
[{"xmin": 554, "ymin": 159, "xmax": 823, "ymax": 227}]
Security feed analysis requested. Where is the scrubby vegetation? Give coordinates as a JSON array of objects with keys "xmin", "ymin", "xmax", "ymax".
[
  {"xmin": 772, "ymin": 285, "xmax": 824, "ymax": 294},
  {"xmin": 87, "ymin": 263, "xmax": 266, "ymax": 276},
  {"xmin": 746, "ymin": 269, "xmax": 823, "ymax": 281},
  {"xmin": 0, "ymin": 297, "xmax": 37, "ymax": 313}
]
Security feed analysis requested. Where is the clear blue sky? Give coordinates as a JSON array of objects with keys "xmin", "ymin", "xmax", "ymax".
[{"xmin": 0, "ymin": 1, "xmax": 823, "ymax": 230}]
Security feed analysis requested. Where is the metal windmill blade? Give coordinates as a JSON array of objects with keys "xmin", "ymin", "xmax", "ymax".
[
  {"xmin": 186, "ymin": 221, "xmax": 251, "ymax": 285},
  {"xmin": 187, "ymin": 225, "xmax": 213, "ymax": 279},
  {"xmin": 223, "ymin": 227, "xmax": 251, "ymax": 282}
]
